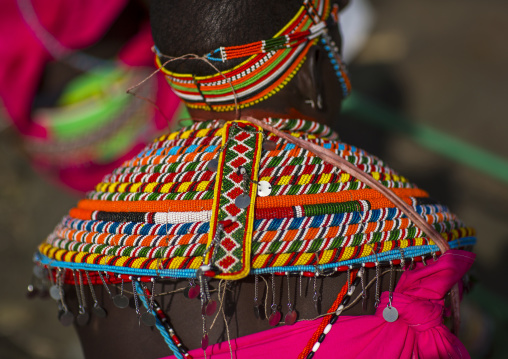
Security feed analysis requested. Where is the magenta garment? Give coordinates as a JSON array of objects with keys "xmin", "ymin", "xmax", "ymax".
[
  {"xmin": 0, "ymin": 0, "xmax": 180, "ymax": 192},
  {"xmin": 161, "ymin": 250, "xmax": 474, "ymax": 359},
  {"xmin": 0, "ymin": 0, "xmax": 127, "ymax": 137}
]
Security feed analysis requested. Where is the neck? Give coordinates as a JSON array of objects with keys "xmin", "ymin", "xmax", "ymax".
[{"xmin": 188, "ymin": 106, "xmax": 334, "ymax": 126}]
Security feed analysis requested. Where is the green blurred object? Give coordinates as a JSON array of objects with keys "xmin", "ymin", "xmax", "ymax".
[
  {"xmin": 341, "ymin": 92, "xmax": 508, "ymax": 184},
  {"xmin": 37, "ymin": 66, "xmax": 132, "ymax": 139}
]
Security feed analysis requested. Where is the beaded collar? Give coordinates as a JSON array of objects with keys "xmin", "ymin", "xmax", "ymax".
[
  {"xmin": 31, "ymin": 118, "xmax": 475, "ymax": 356},
  {"xmin": 155, "ymin": 0, "xmax": 351, "ymax": 112},
  {"xmin": 35, "ymin": 118, "xmax": 475, "ymax": 281}
]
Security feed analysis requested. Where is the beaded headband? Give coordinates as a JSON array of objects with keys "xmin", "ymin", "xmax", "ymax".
[{"xmin": 155, "ymin": 0, "xmax": 351, "ymax": 112}]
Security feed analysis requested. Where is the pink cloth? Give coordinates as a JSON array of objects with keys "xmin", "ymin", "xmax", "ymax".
[
  {"xmin": 161, "ymin": 250, "xmax": 474, "ymax": 359},
  {"xmin": 0, "ymin": 0, "xmax": 127, "ymax": 137},
  {"xmin": 0, "ymin": 0, "xmax": 180, "ymax": 192}
]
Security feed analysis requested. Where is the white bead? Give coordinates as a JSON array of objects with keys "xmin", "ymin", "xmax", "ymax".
[
  {"xmin": 312, "ymin": 342, "xmax": 320, "ymax": 352},
  {"xmin": 335, "ymin": 304, "xmax": 344, "ymax": 315},
  {"xmin": 348, "ymin": 284, "xmax": 356, "ymax": 295},
  {"xmin": 323, "ymin": 323, "xmax": 333, "ymax": 334}
]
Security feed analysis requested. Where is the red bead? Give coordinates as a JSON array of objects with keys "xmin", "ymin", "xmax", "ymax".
[{"xmin": 204, "ymin": 270, "xmax": 217, "ymax": 277}]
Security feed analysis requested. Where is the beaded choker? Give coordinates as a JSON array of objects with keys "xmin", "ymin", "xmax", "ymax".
[{"xmin": 155, "ymin": 0, "xmax": 351, "ymax": 112}]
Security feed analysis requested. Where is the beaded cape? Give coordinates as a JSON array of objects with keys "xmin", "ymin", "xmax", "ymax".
[{"xmin": 35, "ymin": 118, "xmax": 476, "ymax": 280}]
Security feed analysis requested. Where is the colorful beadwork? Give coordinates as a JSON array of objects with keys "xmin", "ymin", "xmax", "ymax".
[
  {"xmin": 36, "ymin": 118, "xmax": 476, "ymax": 279},
  {"xmin": 155, "ymin": 0, "xmax": 351, "ymax": 111},
  {"xmin": 206, "ymin": 121, "xmax": 263, "ymax": 278}
]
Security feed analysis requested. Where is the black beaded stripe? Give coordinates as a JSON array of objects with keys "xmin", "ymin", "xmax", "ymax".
[
  {"xmin": 94, "ymin": 211, "xmax": 146, "ymax": 223},
  {"xmin": 415, "ymin": 197, "xmax": 440, "ymax": 206}
]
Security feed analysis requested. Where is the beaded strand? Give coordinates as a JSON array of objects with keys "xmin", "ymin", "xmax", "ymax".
[{"xmin": 299, "ymin": 268, "xmax": 360, "ymax": 358}]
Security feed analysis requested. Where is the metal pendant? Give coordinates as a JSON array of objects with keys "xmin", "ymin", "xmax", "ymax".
[
  {"xmin": 202, "ymin": 300, "xmax": 217, "ymax": 317},
  {"xmin": 58, "ymin": 310, "xmax": 74, "ymax": 326},
  {"xmin": 268, "ymin": 310, "xmax": 281, "ymax": 326},
  {"xmin": 113, "ymin": 294, "xmax": 129, "ymax": 309},
  {"xmin": 201, "ymin": 334, "xmax": 209, "ymax": 350},
  {"xmin": 284, "ymin": 310, "xmax": 297, "ymax": 325},
  {"xmin": 235, "ymin": 194, "xmax": 250, "ymax": 208},
  {"xmin": 26, "ymin": 284, "xmax": 38, "ymax": 299},
  {"xmin": 253, "ymin": 305, "xmax": 262, "ymax": 319},
  {"xmin": 33, "ymin": 265, "xmax": 45, "ymax": 279},
  {"xmin": 49, "ymin": 285, "xmax": 61, "ymax": 301},
  {"xmin": 362, "ymin": 294, "xmax": 368, "ymax": 313},
  {"xmin": 188, "ymin": 285, "xmax": 200, "ymax": 299},
  {"xmin": 257, "ymin": 181, "xmax": 272, "ymax": 197},
  {"xmin": 382, "ymin": 306, "xmax": 399, "ymax": 322},
  {"xmin": 141, "ymin": 312, "xmax": 156, "ymax": 327},
  {"xmin": 92, "ymin": 304, "xmax": 107, "ymax": 318},
  {"xmin": 207, "ymin": 159, "xmax": 219, "ymax": 172},
  {"xmin": 76, "ymin": 312, "xmax": 90, "ymax": 326},
  {"xmin": 262, "ymin": 140, "xmax": 277, "ymax": 151}
]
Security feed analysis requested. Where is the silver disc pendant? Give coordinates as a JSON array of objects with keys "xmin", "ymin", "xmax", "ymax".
[
  {"xmin": 262, "ymin": 140, "xmax": 277, "ymax": 151},
  {"xmin": 58, "ymin": 310, "xmax": 74, "ymax": 326},
  {"xmin": 382, "ymin": 306, "xmax": 399, "ymax": 322},
  {"xmin": 33, "ymin": 265, "xmax": 45, "ymax": 279},
  {"xmin": 207, "ymin": 159, "xmax": 219, "ymax": 172},
  {"xmin": 257, "ymin": 181, "xmax": 272, "ymax": 197},
  {"xmin": 92, "ymin": 304, "xmax": 107, "ymax": 318},
  {"xmin": 76, "ymin": 312, "xmax": 90, "ymax": 326},
  {"xmin": 235, "ymin": 194, "xmax": 250, "ymax": 208},
  {"xmin": 49, "ymin": 285, "xmax": 61, "ymax": 301},
  {"xmin": 141, "ymin": 312, "xmax": 156, "ymax": 327},
  {"xmin": 113, "ymin": 294, "xmax": 129, "ymax": 309}
]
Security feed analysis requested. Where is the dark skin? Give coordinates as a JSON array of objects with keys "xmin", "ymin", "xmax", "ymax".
[
  {"xmin": 68, "ymin": 270, "xmax": 401, "ymax": 358},
  {"xmin": 64, "ymin": 1, "xmax": 406, "ymax": 358},
  {"xmin": 188, "ymin": 30, "xmax": 345, "ymax": 125}
]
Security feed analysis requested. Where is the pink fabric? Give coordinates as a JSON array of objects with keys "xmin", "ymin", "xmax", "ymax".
[
  {"xmin": 0, "ymin": 0, "xmax": 180, "ymax": 192},
  {"xmin": 161, "ymin": 250, "xmax": 474, "ymax": 359},
  {"xmin": 0, "ymin": 0, "xmax": 127, "ymax": 137}
]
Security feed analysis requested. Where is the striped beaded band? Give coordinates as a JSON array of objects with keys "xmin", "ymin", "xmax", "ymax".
[
  {"xmin": 36, "ymin": 118, "xmax": 476, "ymax": 280},
  {"xmin": 155, "ymin": 0, "xmax": 351, "ymax": 112}
]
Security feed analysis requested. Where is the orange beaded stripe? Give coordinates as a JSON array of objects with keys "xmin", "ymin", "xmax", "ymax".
[{"xmin": 72, "ymin": 187, "xmax": 428, "ymax": 219}]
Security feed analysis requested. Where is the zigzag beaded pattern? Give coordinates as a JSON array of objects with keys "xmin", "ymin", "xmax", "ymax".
[{"xmin": 38, "ymin": 119, "xmax": 476, "ymax": 274}]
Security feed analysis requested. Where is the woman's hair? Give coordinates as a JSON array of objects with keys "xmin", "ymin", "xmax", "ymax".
[{"xmin": 150, "ymin": 0, "xmax": 302, "ymax": 75}]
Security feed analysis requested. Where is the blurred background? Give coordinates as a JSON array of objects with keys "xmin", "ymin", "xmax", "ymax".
[{"xmin": 0, "ymin": 0, "xmax": 507, "ymax": 358}]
